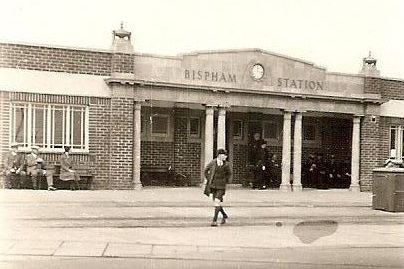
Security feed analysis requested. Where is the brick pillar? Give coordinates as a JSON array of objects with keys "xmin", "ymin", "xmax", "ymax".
[
  {"xmin": 359, "ymin": 115, "xmax": 380, "ymax": 192},
  {"xmin": 109, "ymin": 96, "xmax": 134, "ymax": 189}
]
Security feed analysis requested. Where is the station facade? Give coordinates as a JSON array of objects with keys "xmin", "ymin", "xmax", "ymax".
[{"xmin": 1, "ymin": 26, "xmax": 404, "ymax": 191}]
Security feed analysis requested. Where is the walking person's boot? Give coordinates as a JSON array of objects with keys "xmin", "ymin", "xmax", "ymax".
[
  {"xmin": 211, "ymin": 206, "xmax": 220, "ymax": 226},
  {"xmin": 219, "ymin": 206, "xmax": 228, "ymax": 225}
]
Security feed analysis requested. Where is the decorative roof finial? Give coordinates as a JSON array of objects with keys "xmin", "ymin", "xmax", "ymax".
[{"xmin": 360, "ymin": 51, "xmax": 379, "ymax": 76}]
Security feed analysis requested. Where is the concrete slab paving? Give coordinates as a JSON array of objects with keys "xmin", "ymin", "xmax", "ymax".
[
  {"xmin": 103, "ymin": 243, "xmax": 152, "ymax": 257},
  {"xmin": 6, "ymin": 240, "xmax": 60, "ymax": 256},
  {"xmin": 53, "ymin": 242, "xmax": 107, "ymax": 257}
]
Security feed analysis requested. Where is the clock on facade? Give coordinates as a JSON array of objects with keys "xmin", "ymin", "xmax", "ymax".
[{"xmin": 251, "ymin": 64, "xmax": 265, "ymax": 80}]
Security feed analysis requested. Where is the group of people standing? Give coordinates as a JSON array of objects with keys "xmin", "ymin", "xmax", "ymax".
[
  {"xmin": 249, "ymin": 133, "xmax": 281, "ymax": 190},
  {"xmin": 3, "ymin": 143, "xmax": 81, "ymax": 191}
]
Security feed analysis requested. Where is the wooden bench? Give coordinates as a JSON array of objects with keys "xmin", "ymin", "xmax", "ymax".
[
  {"xmin": 46, "ymin": 164, "xmax": 94, "ymax": 190},
  {"xmin": 141, "ymin": 165, "xmax": 188, "ymax": 186}
]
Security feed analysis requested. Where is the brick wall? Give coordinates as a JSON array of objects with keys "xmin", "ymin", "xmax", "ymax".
[
  {"xmin": 109, "ymin": 97, "xmax": 134, "ymax": 189},
  {"xmin": 360, "ymin": 115, "xmax": 381, "ymax": 191},
  {"xmin": 0, "ymin": 92, "xmax": 114, "ymax": 187},
  {"xmin": 365, "ymin": 77, "xmax": 404, "ymax": 101},
  {"xmin": 380, "ymin": 79, "xmax": 404, "ymax": 101},
  {"xmin": 173, "ymin": 116, "xmax": 201, "ymax": 186},
  {"xmin": 111, "ymin": 53, "xmax": 134, "ymax": 74},
  {"xmin": 141, "ymin": 141, "xmax": 174, "ymax": 167},
  {"xmin": 232, "ymin": 144, "xmax": 248, "ymax": 183},
  {"xmin": 362, "ymin": 77, "xmax": 404, "ymax": 191},
  {"xmin": 0, "ymin": 43, "xmax": 112, "ymax": 76},
  {"xmin": 89, "ymin": 97, "xmax": 111, "ymax": 189},
  {"xmin": 0, "ymin": 91, "xmax": 10, "ymax": 187}
]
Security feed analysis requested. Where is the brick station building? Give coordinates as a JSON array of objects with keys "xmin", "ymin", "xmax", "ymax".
[{"xmin": 1, "ymin": 25, "xmax": 404, "ymax": 191}]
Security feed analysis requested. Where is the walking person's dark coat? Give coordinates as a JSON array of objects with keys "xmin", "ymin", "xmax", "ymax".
[{"xmin": 204, "ymin": 149, "xmax": 232, "ymax": 226}]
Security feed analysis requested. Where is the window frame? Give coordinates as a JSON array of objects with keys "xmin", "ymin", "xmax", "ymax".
[
  {"xmin": 232, "ymin": 119, "xmax": 244, "ymax": 140},
  {"xmin": 188, "ymin": 116, "xmax": 201, "ymax": 138},
  {"xmin": 262, "ymin": 120, "xmax": 279, "ymax": 142},
  {"xmin": 389, "ymin": 125, "xmax": 403, "ymax": 159},
  {"xmin": 150, "ymin": 114, "xmax": 170, "ymax": 137},
  {"xmin": 10, "ymin": 102, "xmax": 89, "ymax": 153}
]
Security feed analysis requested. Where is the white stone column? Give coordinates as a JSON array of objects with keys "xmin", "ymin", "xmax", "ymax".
[
  {"xmin": 217, "ymin": 107, "xmax": 226, "ymax": 150},
  {"xmin": 280, "ymin": 111, "xmax": 292, "ymax": 191},
  {"xmin": 350, "ymin": 116, "xmax": 361, "ymax": 192},
  {"xmin": 293, "ymin": 112, "xmax": 303, "ymax": 191},
  {"xmin": 133, "ymin": 102, "xmax": 142, "ymax": 190},
  {"xmin": 204, "ymin": 106, "xmax": 214, "ymax": 167}
]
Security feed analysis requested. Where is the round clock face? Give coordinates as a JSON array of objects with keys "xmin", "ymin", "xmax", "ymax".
[{"xmin": 252, "ymin": 64, "xmax": 265, "ymax": 80}]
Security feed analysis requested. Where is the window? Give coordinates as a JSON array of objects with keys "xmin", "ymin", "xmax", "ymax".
[
  {"xmin": 303, "ymin": 124, "xmax": 316, "ymax": 141},
  {"xmin": 10, "ymin": 103, "xmax": 89, "ymax": 152},
  {"xmin": 189, "ymin": 117, "xmax": 200, "ymax": 137},
  {"xmin": 233, "ymin": 120, "xmax": 243, "ymax": 139},
  {"xmin": 390, "ymin": 126, "xmax": 404, "ymax": 159},
  {"xmin": 263, "ymin": 121, "xmax": 278, "ymax": 140},
  {"xmin": 151, "ymin": 115, "xmax": 169, "ymax": 136}
]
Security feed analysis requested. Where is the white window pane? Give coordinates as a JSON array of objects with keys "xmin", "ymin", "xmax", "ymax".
[
  {"xmin": 53, "ymin": 109, "xmax": 64, "ymax": 148},
  {"xmin": 72, "ymin": 110, "xmax": 82, "ymax": 147},
  {"xmin": 33, "ymin": 106, "xmax": 46, "ymax": 147},
  {"xmin": 14, "ymin": 106, "xmax": 25, "ymax": 144}
]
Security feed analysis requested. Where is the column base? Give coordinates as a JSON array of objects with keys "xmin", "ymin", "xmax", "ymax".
[
  {"xmin": 133, "ymin": 182, "xmax": 143, "ymax": 190},
  {"xmin": 279, "ymin": 183, "xmax": 292, "ymax": 192},
  {"xmin": 292, "ymin": 184, "xmax": 303, "ymax": 192},
  {"xmin": 349, "ymin": 184, "xmax": 360, "ymax": 192}
]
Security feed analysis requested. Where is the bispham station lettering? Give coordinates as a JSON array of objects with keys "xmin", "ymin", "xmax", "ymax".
[
  {"xmin": 184, "ymin": 69, "xmax": 237, "ymax": 83},
  {"xmin": 278, "ymin": 78, "xmax": 323, "ymax": 90}
]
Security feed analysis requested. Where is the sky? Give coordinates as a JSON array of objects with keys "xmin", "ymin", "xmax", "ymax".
[{"xmin": 0, "ymin": 0, "xmax": 403, "ymax": 78}]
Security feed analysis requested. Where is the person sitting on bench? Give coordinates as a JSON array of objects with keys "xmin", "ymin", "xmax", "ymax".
[
  {"xmin": 60, "ymin": 145, "xmax": 81, "ymax": 190},
  {"xmin": 26, "ymin": 145, "xmax": 57, "ymax": 191}
]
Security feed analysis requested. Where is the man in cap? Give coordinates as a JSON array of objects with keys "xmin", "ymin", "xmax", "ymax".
[
  {"xmin": 204, "ymin": 149, "xmax": 232, "ymax": 227},
  {"xmin": 60, "ymin": 145, "xmax": 81, "ymax": 190},
  {"xmin": 26, "ymin": 145, "xmax": 57, "ymax": 191},
  {"xmin": 4, "ymin": 142, "xmax": 25, "ymax": 188}
]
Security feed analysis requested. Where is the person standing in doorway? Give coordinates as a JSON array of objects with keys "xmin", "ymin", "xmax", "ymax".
[{"xmin": 204, "ymin": 149, "xmax": 232, "ymax": 227}]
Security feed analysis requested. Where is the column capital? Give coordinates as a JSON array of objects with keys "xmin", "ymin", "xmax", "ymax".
[
  {"xmin": 205, "ymin": 106, "xmax": 214, "ymax": 115},
  {"xmin": 134, "ymin": 102, "xmax": 142, "ymax": 110},
  {"xmin": 283, "ymin": 111, "xmax": 292, "ymax": 120},
  {"xmin": 218, "ymin": 108, "xmax": 226, "ymax": 116},
  {"xmin": 353, "ymin": 116, "xmax": 362, "ymax": 124}
]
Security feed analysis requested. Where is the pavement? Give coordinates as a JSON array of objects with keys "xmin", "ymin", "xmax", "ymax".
[{"xmin": 0, "ymin": 187, "xmax": 403, "ymax": 268}]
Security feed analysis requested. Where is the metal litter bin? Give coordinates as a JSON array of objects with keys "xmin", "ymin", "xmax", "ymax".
[{"xmin": 372, "ymin": 168, "xmax": 404, "ymax": 212}]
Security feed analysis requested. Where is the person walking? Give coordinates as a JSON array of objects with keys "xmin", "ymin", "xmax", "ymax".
[{"xmin": 204, "ymin": 149, "xmax": 232, "ymax": 227}]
